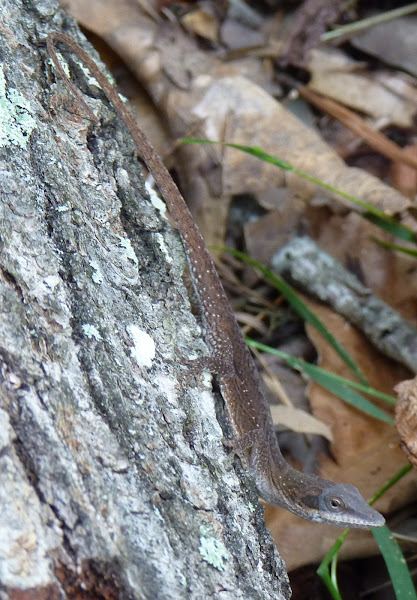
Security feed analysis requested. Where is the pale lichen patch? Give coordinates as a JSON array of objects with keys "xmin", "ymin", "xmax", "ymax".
[
  {"xmin": 115, "ymin": 234, "xmax": 138, "ymax": 267},
  {"xmin": 82, "ymin": 324, "xmax": 102, "ymax": 341},
  {"xmin": 145, "ymin": 179, "xmax": 166, "ymax": 216},
  {"xmin": 48, "ymin": 53, "xmax": 71, "ymax": 79},
  {"xmin": 57, "ymin": 203, "xmax": 70, "ymax": 212},
  {"xmin": 154, "ymin": 232, "xmax": 172, "ymax": 264},
  {"xmin": 156, "ymin": 375, "xmax": 178, "ymax": 404},
  {"xmin": 0, "ymin": 66, "xmax": 36, "ymax": 148},
  {"xmin": 43, "ymin": 275, "xmax": 60, "ymax": 291},
  {"xmin": 127, "ymin": 324, "xmax": 155, "ymax": 368},
  {"xmin": 89, "ymin": 259, "xmax": 103, "ymax": 284},
  {"xmin": 199, "ymin": 527, "xmax": 228, "ymax": 572}
]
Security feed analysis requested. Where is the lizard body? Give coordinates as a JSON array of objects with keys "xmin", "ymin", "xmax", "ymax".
[{"xmin": 46, "ymin": 32, "xmax": 384, "ymax": 528}]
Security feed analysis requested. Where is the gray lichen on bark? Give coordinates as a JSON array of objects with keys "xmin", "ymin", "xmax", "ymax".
[{"xmin": 0, "ymin": 1, "xmax": 289, "ymax": 598}]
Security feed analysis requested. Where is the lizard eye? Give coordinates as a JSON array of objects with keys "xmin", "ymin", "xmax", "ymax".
[{"xmin": 328, "ymin": 496, "xmax": 344, "ymax": 511}]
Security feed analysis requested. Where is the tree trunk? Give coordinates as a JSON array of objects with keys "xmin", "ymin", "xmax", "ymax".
[{"xmin": 0, "ymin": 1, "xmax": 290, "ymax": 598}]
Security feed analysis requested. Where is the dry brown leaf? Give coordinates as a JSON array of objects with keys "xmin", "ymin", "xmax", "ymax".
[
  {"xmin": 305, "ymin": 303, "xmax": 400, "ymax": 466},
  {"xmin": 234, "ymin": 311, "xmax": 268, "ymax": 335},
  {"xmin": 395, "ymin": 376, "xmax": 417, "ymax": 468},
  {"xmin": 307, "ymin": 47, "xmax": 417, "ymax": 128},
  {"xmin": 299, "ymin": 86, "xmax": 417, "ymax": 171},
  {"xmin": 188, "ymin": 75, "xmax": 414, "ymax": 220},
  {"xmin": 181, "ymin": 9, "xmax": 219, "ymax": 42},
  {"xmin": 244, "ymin": 197, "xmax": 312, "ymax": 268},
  {"xmin": 270, "ymin": 405, "xmax": 333, "ymax": 441}
]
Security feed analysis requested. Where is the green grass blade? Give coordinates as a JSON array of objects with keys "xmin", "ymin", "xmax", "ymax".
[
  {"xmin": 321, "ymin": 3, "xmax": 417, "ymax": 42},
  {"xmin": 316, "ymin": 530, "xmax": 349, "ymax": 600},
  {"xmin": 363, "ymin": 214, "xmax": 416, "ymax": 241},
  {"xmin": 219, "ymin": 246, "xmax": 368, "ymax": 385},
  {"xmin": 299, "ymin": 363, "xmax": 393, "ymax": 423},
  {"xmin": 246, "ymin": 339, "xmax": 394, "ymax": 424},
  {"xmin": 373, "ymin": 237, "xmax": 417, "ymax": 258},
  {"xmin": 302, "ymin": 364, "xmax": 395, "ymax": 405},
  {"xmin": 372, "ymin": 526, "xmax": 417, "ymax": 600},
  {"xmin": 181, "ymin": 139, "xmax": 416, "ymax": 244},
  {"xmin": 369, "ymin": 463, "xmax": 412, "ymax": 504},
  {"xmin": 246, "ymin": 339, "xmax": 395, "ymax": 404}
]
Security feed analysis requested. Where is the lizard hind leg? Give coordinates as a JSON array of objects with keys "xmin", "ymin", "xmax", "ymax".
[
  {"xmin": 174, "ymin": 349, "xmax": 233, "ymax": 392},
  {"xmin": 223, "ymin": 429, "xmax": 265, "ymax": 469}
]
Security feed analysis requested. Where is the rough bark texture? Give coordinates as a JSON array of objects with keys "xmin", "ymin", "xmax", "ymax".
[{"xmin": 0, "ymin": 2, "xmax": 290, "ymax": 599}]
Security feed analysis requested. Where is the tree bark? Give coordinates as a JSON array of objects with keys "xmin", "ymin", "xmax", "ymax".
[{"xmin": 0, "ymin": 2, "xmax": 290, "ymax": 598}]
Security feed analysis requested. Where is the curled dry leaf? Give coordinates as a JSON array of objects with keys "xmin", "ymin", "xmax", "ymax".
[
  {"xmin": 307, "ymin": 47, "xmax": 417, "ymax": 128},
  {"xmin": 270, "ymin": 405, "xmax": 333, "ymax": 442},
  {"xmin": 395, "ymin": 377, "xmax": 417, "ymax": 469}
]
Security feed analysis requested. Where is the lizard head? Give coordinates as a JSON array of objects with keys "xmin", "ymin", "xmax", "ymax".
[
  {"xmin": 250, "ymin": 439, "xmax": 385, "ymax": 528},
  {"xmin": 250, "ymin": 440, "xmax": 385, "ymax": 528},
  {"xmin": 297, "ymin": 479, "xmax": 385, "ymax": 528}
]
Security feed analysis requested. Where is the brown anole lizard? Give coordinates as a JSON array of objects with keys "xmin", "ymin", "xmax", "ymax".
[{"xmin": 46, "ymin": 32, "xmax": 385, "ymax": 529}]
